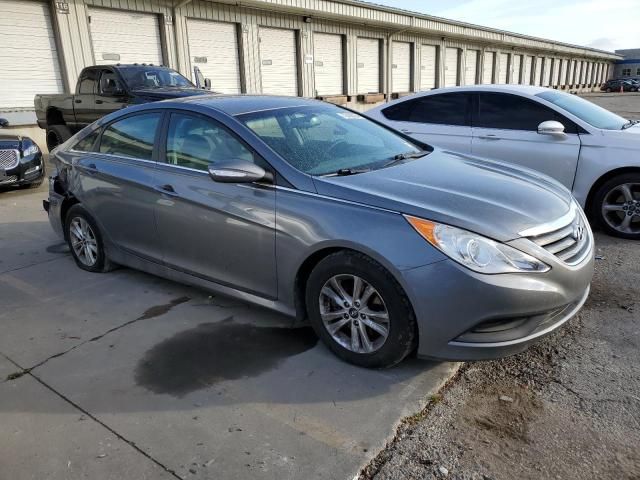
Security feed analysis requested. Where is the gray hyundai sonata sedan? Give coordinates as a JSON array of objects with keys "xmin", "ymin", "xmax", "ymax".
[{"xmin": 45, "ymin": 96, "xmax": 594, "ymax": 368}]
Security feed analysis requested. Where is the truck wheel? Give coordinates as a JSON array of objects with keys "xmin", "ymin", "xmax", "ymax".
[
  {"xmin": 592, "ymin": 173, "xmax": 640, "ymax": 240},
  {"xmin": 46, "ymin": 125, "xmax": 72, "ymax": 151}
]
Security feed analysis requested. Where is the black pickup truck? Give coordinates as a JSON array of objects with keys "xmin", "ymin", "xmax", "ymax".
[{"xmin": 35, "ymin": 64, "xmax": 212, "ymax": 150}]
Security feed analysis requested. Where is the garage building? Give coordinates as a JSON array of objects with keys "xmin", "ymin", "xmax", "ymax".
[{"xmin": 0, "ymin": 0, "xmax": 621, "ymax": 142}]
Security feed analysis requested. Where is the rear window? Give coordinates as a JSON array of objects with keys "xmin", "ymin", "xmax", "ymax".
[{"xmin": 382, "ymin": 93, "xmax": 471, "ymax": 126}]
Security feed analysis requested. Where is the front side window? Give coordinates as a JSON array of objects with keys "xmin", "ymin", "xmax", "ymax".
[
  {"xmin": 477, "ymin": 93, "xmax": 577, "ymax": 133},
  {"xmin": 382, "ymin": 93, "xmax": 471, "ymax": 126},
  {"xmin": 536, "ymin": 90, "xmax": 627, "ymax": 130},
  {"xmin": 240, "ymin": 105, "xmax": 425, "ymax": 176},
  {"xmin": 164, "ymin": 113, "xmax": 254, "ymax": 171},
  {"xmin": 99, "ymin": 113, "xmax": 161, "ymax": 160},
  {"xmin": 99, "ymin": 70, "xmax": 123, "ymax": 95}
]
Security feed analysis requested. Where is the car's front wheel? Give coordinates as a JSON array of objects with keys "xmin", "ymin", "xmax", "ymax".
[
  {"xmin": 305, "ymin": 251, "xmax": 417, "ymax": 368},
  {"xmin": 592, "ymin": 173, "xmax": 640, "ymax": 239},
  {"xmin": 65, "ymin": 204, "xmax": 116, "ymax": 272}
]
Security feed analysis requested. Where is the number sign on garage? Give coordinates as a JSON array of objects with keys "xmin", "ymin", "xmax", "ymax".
[
  {"xmin": 0, "ymin": 0, "xmax": 64, "ymax": 109},
  {"xmin": 313, "ymin": 32, "xmax": 344, "ymax": 96},
  {"xmin": 186, "ymin": 19, "xmax": 242, "ymax": 94},
  {"xmin": 259, "ymin": 27, "xmax": 298, "ymax": 96},
  {"xmin": 89, "ymin": 8, "xmax": 164, "ymax": 66},
  {"xmin": 357, "ymin": 38, "xmax": 381, "ymax": 94},
  {"xmin": 392, "ymin": 41, "xmax": 412, "ymax": 92},
  {"xmin": 420, "ymin": 45, "xmax": 438, "ymax": 90},
  {"xmin": 444, "ymin": 48, "xmax": 460, "ymax": 87}
]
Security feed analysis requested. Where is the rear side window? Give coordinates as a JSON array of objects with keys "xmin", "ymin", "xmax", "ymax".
[
  {"xmin": 476, "ymin": 93, "xmax": 578, "ymax": 133},
  {"xmin": 99, "ymin": 113, "xmax": 161, "ymax": 160},
  {"xmin": 382, "ymin": 93, "xmax": 471, "ymax": 126},
  {"xmin": 78, "ymin": 69, "xmax": 98, "ymax": 94}
]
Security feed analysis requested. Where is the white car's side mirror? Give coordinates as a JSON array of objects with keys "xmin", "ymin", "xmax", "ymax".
[{"xmin": 538, "ymin": 120, "xmax": 565, "ymax": 137}]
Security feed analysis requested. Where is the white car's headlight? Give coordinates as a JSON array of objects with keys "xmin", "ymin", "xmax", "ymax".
[
  {"xmin": 405, "ymin": 215, "xmax": 550, "ymax": 274},
  {"xmin": 22, "ymin": 143, "xmax": 40, "ymax": 157}
]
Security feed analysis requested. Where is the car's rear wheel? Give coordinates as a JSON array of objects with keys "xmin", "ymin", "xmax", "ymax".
[
  {"xmin": 592, "ymin": 173, "xmax": 640, "ymax": 239},
  {"xmin": 65, "ymin": 204, "xmax": 116, "ymax": 272},
  {"xmin": 46, "ymin": 125, "xmax": 72, "ymax": 151},
  {"xmin": 606, "ymin": 87, "xmax": 612, "ymax": 93},
  {"xmin": 305, "ymin": 251, "xmax": 417, "ymax": 368}
]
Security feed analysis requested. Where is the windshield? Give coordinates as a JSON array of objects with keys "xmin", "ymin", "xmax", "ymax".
[
  {"xmin": 119, "ymin": 67, "xmax": 194, "ymax": 90},
  {"xmin": 536, "ymin": 90, "xmax": 627, "ymax": 130},
  {"xmin": 238, "ymin": 105, "xmax": 426, "ymax": 175}
]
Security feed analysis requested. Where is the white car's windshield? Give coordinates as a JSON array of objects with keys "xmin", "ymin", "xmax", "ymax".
[
  {"xmin": 238, "ymin": 105, "xmax": 429, "ymax": 176},
  {"xmin": 537, "ymin": 91, "xmax": 627, "ymax": 130}
]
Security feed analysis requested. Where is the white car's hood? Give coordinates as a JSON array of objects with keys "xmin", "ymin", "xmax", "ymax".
[{"xmin": 597, "ymin": 124, "xmax": 640, "ymax": 145}]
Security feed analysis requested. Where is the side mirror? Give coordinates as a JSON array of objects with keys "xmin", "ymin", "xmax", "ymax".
[
  {"xmin": 208, "ymin": 160, "xmax": 271, "ymax": 184},
  {"xmin": 204, "ymin": 78, "xmax": 212, "ymax": 90},
  {"xmin": 0, "ymin": 118, "xmax": 9, "ymax": 128},
  {"xmin": 538, "ymin": 120, "xmax": 565, "ymax": 137}
]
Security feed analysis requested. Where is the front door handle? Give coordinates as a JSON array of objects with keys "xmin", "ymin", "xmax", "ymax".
[
  {"xmin": 155, "ymin": 184, "xmax": 178, "ymax": 196},
  {"xmin": 74, "ymin": 99, "xmax": 82, "ymax": 104},
  {"xmin": 95, "ymin": 99, "xmax": 104, "ymax": 105},
  {"xmin": 478, "ymin": 134, "xmax": 500, "ymax": 141}
]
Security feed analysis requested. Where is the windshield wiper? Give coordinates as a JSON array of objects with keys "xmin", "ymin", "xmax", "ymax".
[
  {"xmin": 382, "ymin": 150, "xmax": 430, "ymax": 168},
  {"xmin": 323, "ymin": 168, "xmax": 370, "ymax": 177},
  {"xmin": 622, "ymin": 119, "xmax": 640, "ymax": 130}
]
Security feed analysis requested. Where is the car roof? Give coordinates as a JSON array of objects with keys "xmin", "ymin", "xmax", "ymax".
[
  {"xmin": 415, "ymin": 84, "xmax": 549, "ymax": 95},
  {"xmin": 167, "ymin": 94, "xmax": 330, "ymax": 116}
]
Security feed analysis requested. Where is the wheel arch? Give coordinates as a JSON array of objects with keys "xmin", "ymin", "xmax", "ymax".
[
  {"xmin": 46, "ymin": 107, "xmax": 65, "ymax": 126},
  {"xmin": 585, "ymin": 167, "xmax": 640, "ymax": 220}
]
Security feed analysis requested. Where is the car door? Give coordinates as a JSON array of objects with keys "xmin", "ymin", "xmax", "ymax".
[
  {"xmin": 75, "ymin": 111, "xmax": 164, "ymax": 261},
  {"xmin": 153, "ymin": 111, "xmax": 277, "ymax": 299},
  {"xmin": 471, "ymin": 92, "xmax": 581, "ymax": 189},
  {"xmin": 73, "ymin": 68, "xmax": 99, "ymax": 128},
  {"xmin": 378, "ymin": 92, "xmax": 472, "ymax": 153},
  {"xmin": 94, "ymin": 69, "xmax": 130, "ymax": 122}
]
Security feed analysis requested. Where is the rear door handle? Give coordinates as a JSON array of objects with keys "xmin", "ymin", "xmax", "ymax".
[
  {"xmin": 478, "ymin": 135, "xmax": 500, "ymax": 141},
  {"xmin": 155, "ymin": 184, "xmax": 178, "ymax": 196},
  {"xmin": 74, "ymin": 99, "xmax": 82, "ymax": 104},
  {"xmin": 95, "ymin": 99, "xmax": 104, "ymax": 104}
]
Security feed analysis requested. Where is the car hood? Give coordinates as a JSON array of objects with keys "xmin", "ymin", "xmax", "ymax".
[
  {"xmin": 0, "ymin": 135, "xmax": 22, "ymax": 149},
  {"xmin": 599, "ymin": 123, "xmax": 640, "ymax": 141},
  {"xmin": 313, "ymin": 149, "xmax": 573, "ymax": 242},
  {"xmin": 131, "ymin": 87, "xmax": 217, "ymax": 100}
]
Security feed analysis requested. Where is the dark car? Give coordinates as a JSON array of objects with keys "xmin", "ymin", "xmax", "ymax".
[
  {"xmin": 35, "ymin": 64, "xmax": 213, "ymax": 151},
  {"xmin": 601, "ymin": 79, "xmax": 638, "ymax": 92},
  {"xmin": 0, "ymin": 118, "xmax": 45, "ymax": 189}
]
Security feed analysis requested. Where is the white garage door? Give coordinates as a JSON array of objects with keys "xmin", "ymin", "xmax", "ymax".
[
  {"xmin": 498, "ymin": 53, "xmax": 509, "ymax": 84},
  {"xmin": 392, "ymin": 41, "xmax": 411, "ymax": 92},
  {"xmin": 534, "ymin": 57, "xmax": 543, "ymax": 86},
  {"xmin": 89, "ymin": 8, "xmax": 163, "ymax": 65},
  {"xmin": 560, "ymin": 60, "xmax": 568, "ymax": 86},
  {"xmin": 420, "ymin": 45, "xmax": 437, "ymax": 90},
  {"xmin": 187, "ymin": 19, "xmax": 241, "ymax": 94},
  {"xmin": 259, "ymin": 27, "xmax": 298, "ymax": 96},
  {"xmin": 523, "ymin": 56, "xmax": 534, "ymax": 85},
  {"xmin": 465, "ymin": 49, "xmax": 479, "ymax": 85},
  {"xmin": 0, "ymin": 0, "xmax": 64, "ymax": 110},
  {"xmin": 543, "ymin": 58, "xmax": 553, "ymax": 86},
  {"xmin": 482, "ymin": 52, "xmax": 495, "ymax": 84},
  {"xmin": 444, "ymin": 48, "xmax": 459, "ymax": 87},
  {"xmin": 357, "ymin": 38, "xmax": 381, "ymax": 94},
  {"xmin": 511, "ymin": 54, "xmax": 522, "ymax": 84},
  {"xmin": 313, "ymin": 33, "xmax": 344, "ymax": 96}
]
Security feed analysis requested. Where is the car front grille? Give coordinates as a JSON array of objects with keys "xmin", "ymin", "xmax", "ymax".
[
  {"xmin": 0, "ymin": 149, "xmax": 19, "ymax": 170},
  {"xmin": 526, "ymin": 209, "xmax": 591, "ymax": 265}
]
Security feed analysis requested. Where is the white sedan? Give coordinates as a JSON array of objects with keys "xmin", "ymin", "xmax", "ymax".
[{"xmin": 367, "ymin": 85, "xmax": 640, "ymax": 239}]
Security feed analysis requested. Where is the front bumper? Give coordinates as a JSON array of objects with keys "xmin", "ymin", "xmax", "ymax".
[{"xmin": 401, "ymin": 250, "xmax": 594, "ymax": 361}]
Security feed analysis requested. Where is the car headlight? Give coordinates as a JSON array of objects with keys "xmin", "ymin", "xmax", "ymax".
[
  {"xmin": 405, "ymin": 215, "xmax": 550, "ymax": 274},
  {"xmin": 22, "ymin": 143, "xmax": 40, "ymax": 157}
]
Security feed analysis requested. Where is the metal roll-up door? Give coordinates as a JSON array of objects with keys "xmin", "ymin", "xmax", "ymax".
[
  {"xmin": 534, "ymin": 57, "xmax": 543, "ymax": 86},
  {"xmin": 587, "ymin": 62, "xmax": 593, "ymax": 86},
  {"xmin": 543, "ymin": 58, "xmax": 552, "ymax": 86},
  {"xmin": 259, "ymin": 27, "xmax": 298, "ymax": 96},
  {"xmin": 0, "ymin": 0, "xmax": 64, "ymax": 110},
  {"xmin": 444, "ymin": 48, "xmax": 459, "ymax": 87},
  {"xmin": 420, "ymin": 45, "xmax": 437, "ymax": 90},
  {"xmin": 498, "ymin": 53, "xmax": 509, "ymax": 84},
  {"xmin": 464, "ymin": 49, "xmax": 479, "ymax": 85},
  {"xmin": 482, "ymin": 52, "xmax": 495, "ymax": 84},
  {"xmin": 357, "ymin": 38, "xmax": 381, "ymax": 93},
  {"xmin": 560, "ymin": 60, "xmax": 568, "ymax": 86},
  {"xmin": 187, "ymin": 19, "xmax": 241, "ymax": 94},
  {"xmin": 579, "ymin": 61, "xmax": 586, "ymax": 84},
  {"xmin": 89, "ymin": 8, "xmax": 163, "ymax": 65},
  {"xmin": 511, "ymin": 54, "xmax": 522, "ymax": 84},
  {"xmin": 569, "ymin": 60, "xmax": 576, "ymax": 85},
  {"xmin": 392, "ymin": 41, "xmax": 411, "ymax": 92},
  {"xmin": 313, "ymin": 32, "xmax": 344, "ymax": 96},
  {"xmin": 523, "ymin": 56, "xmax": 534, "ymax": 85}
]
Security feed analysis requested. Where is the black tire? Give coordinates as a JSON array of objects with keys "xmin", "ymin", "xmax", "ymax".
[
  {"xmin": 591, "ymin": 173, "xmax": 640, "ymax": 240},
  {"xmin": 65, "ymin": 204, "xmax": 116, "ymax": 272},
  {"xmin": 46, "ymin": 124, "xmax": 72, "ymax": 151},
  {"xmin": 305, "ymin": 251, "xmax": 417, "ymax": 368},
  {"xmin": 606, "ymin": 88, "xmax": 612, "ymax": 93}
]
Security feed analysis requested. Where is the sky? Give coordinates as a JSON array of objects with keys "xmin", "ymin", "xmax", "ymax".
[{"xmin": 370, "ymin": 0, "xmax": 638, "ymax": 52}]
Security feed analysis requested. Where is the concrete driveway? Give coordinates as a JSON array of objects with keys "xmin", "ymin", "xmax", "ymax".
[{"xmin": 0, "ymin": 179, "xmax": 458, "ymax": 480}]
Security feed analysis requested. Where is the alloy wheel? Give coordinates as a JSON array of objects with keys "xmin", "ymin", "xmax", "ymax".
[
  {"xmin": 69, "ymin": 217, "xmax": 98, "ymax": 266},
  {"xmin": 318, "ymin": 274, "xmax": 389, "ymax": 354},
  {"xmin": 601, "ymin": 182, "xmax": 640, "ymax": 235}
]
